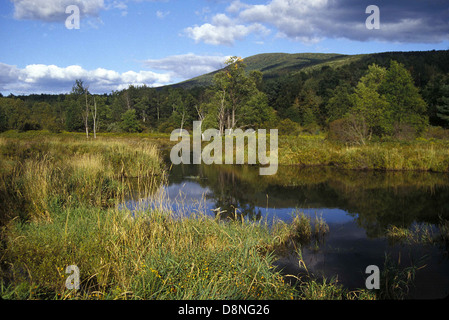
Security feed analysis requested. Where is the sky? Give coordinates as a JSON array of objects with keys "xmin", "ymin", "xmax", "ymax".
[{"xmin": 0, "ymin": 0, "xmax": 448, "ymax": 95}]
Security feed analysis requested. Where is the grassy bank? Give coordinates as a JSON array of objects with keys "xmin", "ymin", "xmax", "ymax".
[
  {"xmin": 278, "ymin": 135, "xmax": 449, "ymax": 172},
  {"xmin": 157, "ymin": 128, "xmax": 449, "ymax": 172}
]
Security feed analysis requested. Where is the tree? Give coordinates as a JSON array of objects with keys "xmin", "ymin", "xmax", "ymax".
[
  {"xmin": 325, "ymin": 83, "xmax": 354, "ymax": 123},
  {"xmin": 1, "ymin": 98, "xmax": 29, "ymax": 130},
  {"xmin": 352, "ymin": 80, "xmax": 391, "ymax": 138},
  {"xmin": 92, "ymin": 97, "xmax": 97, "ymax": 139},
  {"xmin": 346, "ymin": 64, "xmax": 391, "ymax": 142},
  {"xmin": 71, "ymin": 79, "xmax": 90, "ymax": 138},
  {"xmin": 0, "ymin": 100, "xmax": 8, "ymax": 132},
  {"xmin": 211, "ymin": 57, "xmax": 273, "ymax": 133},
  {"xmin": 436, "ymin": 84, "xmax": 449, "ymax": 128},
  {"xmin": 121, "ymin": 109, "xmax": 141, "ymax": 133},
  {"xmin": 379, "ymin": 60, "xmax": 428, "ymax": 133},
  {"xmin": 295, "ymin": 88, "xmax": 322, "ymax": 130}
]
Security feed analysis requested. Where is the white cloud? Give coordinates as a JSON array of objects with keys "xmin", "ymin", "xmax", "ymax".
[
  {"xmin": 185, "ymin": 13, "xmax": 270, "ymax": 46},
  {"xmin": 226, "ymin": 0, "xmax": 249, "ymax": 14},
  {"xmin": 12, "ymin": 0, "xmax": 105, "ymax": 22},
  {"xmin": 144, "ymin": 53, "xmax": 230, "ymax": 79},
  {"xmin": 185, "ymin": 0, "xmax": 449, "ymax": 45},
  {"xmin": 237, "ymin": 0, "xmax": 330, "ymax": 43},
  {"xmin": 156, "ymin": 10, "xmax": 170, "ymax": 19},
  {"xmin": 0, "ymin": 63, "xmax": 172, "ymax": 94}
]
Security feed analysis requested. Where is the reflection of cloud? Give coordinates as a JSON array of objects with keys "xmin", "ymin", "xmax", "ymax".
[{"xmin": 0, "ymin": 62, "xmax": 172, "ymax": 94}]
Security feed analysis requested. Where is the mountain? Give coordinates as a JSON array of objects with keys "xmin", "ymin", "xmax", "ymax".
[
  {"xmin": 171, "ymin": 52, "xmax": 366, "ymax": 89},
  {"xmin": 169, "ymin": 50, "xmax": 449, "ymax": 90}
]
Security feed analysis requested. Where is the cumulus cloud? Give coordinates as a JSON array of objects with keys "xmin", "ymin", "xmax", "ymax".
[
  {"xmin": 185, "ymin": 13, "xmax": 270, "ymax": 46},
  {"xmin": 144, "ymin": 53, "xmax": 230, "ymax": 79},
  {"xmin": 0, "ymin": 63, "xmax": 172, "ymax": 95},
  {"xmin": 12, "ymin": 0, "xmax": 105, "ymax": 22},
  {"xmin": 186, "ymin": 0, "xmax": 449, "ymax": 45},
  {"xmin": 0, "ymin": 53, "xmax": 234, "ymax": 94}
]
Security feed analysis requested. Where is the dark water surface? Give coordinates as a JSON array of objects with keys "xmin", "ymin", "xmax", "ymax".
[{"xmin": 124, "ymin": 164, "xmax": 449, "ymax": 299}]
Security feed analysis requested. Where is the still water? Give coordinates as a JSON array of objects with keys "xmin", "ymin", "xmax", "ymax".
[{"xmin": 124, "ymin": 163, "xmax": 449, "ymax": 299}]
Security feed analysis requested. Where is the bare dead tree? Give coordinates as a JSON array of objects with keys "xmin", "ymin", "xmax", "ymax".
[
  {"xmin": 92, "ymin": 96, "xmax": 97, "ymax": 139},
  {"xmin": 218, "ymin": 89, "xmax": 226, "ymax": 136},
  {"xmin": 346, "ymin": 114, "xmax": 372, "ymax": 145},
  {"xmin": 82, "ymin": 89, "xmax": 89, "ymax": 139}
]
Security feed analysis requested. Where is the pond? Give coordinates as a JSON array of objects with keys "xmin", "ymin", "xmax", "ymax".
[{"xmin": 123, "ymin": 163, "xmax": 449, "ymax": 299}]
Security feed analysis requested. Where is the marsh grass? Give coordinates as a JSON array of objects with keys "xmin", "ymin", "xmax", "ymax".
[
  {"xmin": 279, "ymin": 136, "xmax": 449, "ymax": 172},
  {"xmin": 376, "ymin": 254, "xmax": 423, "ymax": 300},
  {"xmin": 1, "ymin": 203, "xmax": 299, "ymax": 300},
  {"xmin": 0, "ymin": 135, "xmax": 163, "ymax": 223},
  {"xmin": 385, "ymin": 219, "xmax": 449, "ymax": 251}
]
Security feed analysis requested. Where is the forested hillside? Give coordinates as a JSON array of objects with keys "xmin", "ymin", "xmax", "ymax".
[{"xmin": 1, "ymin": 50, "xmax": 449, "ymax": 142}]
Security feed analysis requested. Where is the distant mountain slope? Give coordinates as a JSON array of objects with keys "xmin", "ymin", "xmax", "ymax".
[
  {"xmin": 168, "ymin": 50, "xmax": 449, "ymax": 90},
  {"xmin": 171, "ymin": 52, "xmax": 366, "ymax": 89}
]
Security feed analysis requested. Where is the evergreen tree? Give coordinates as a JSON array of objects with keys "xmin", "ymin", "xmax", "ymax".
[
  {"xmin": 0, "ymin": 102, "xmax": 7, "ymax": 132},
  {"xmin": 436, "ymin": 84, "xmax": 449, "ymax": 128}
]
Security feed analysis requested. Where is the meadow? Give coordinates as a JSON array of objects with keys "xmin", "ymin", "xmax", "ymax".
[{"xmin": 1, "ymin": 130, "xmax": 448, "ymax": 300}]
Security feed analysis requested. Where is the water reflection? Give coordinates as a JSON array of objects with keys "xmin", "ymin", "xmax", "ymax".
[
  {"xmin": 124, "ymin": 164, "xmax": 449, "ymax": 299},
  {"xmin": 166, "ymin": 164, "xmax": 449, "ymax": 229}
]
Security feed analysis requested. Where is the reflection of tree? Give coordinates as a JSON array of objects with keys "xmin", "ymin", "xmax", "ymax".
[
  {"xmin": 201, "ymin": 165, "xmax": 263, "ymax": 221},
  {"xmin": 168, "ymin": 164, "xmax": 264, "ymax": 220},
  {"xmin": 166, "ymin": 163, "xmax": 449, "ymax": 235}
]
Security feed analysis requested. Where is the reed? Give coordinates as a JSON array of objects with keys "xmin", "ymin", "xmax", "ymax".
[{"xmin": 278, "ymin": 135, "xmax": 449, "ymax": 172}]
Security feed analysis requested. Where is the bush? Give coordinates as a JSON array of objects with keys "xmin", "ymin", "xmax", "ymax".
[
  {"xmin": 392, "ymin": 123, "xmax": 417, "ymax": 141},
  {"xmin": 424, "ymin": 126, "xmax": 449, "ymax": 140},
  {"xmin": 328, "ymin": 118, "xmax": 358, "ymax": 144},
  {"xmin": 18, "ymin": 120, "xmax": 41, "ymax": 132},
  {"xmin": 121, "ymin": 109, "xmax": 142, "ymax": 133},
  {"xmin": 277, "ymin": 118, "xmax": 301, "ymax": 135}
]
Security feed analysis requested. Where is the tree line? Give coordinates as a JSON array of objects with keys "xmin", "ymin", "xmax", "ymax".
[{"xmin": 1, "ymin": 51, "xmax": 449, "ymax": 142}]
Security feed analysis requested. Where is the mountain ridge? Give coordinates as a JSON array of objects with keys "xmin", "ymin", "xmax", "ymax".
[
  {"xmin": 170, "ymin": 52, "xmax": 367, "ymax": 89},
  {"xmin": 168, "ymin": 50, "xmax": 449, "ymax": 90}
]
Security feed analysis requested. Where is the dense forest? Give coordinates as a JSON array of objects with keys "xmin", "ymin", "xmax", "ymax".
[{"xmin": 1, "ymin": 50, "xmax": 449, "ymax": 143}]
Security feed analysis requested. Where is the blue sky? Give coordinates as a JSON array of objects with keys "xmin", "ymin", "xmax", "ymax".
[{"xmin": 0, "ymin": 0, "xmax": 448, "ymax": 95}]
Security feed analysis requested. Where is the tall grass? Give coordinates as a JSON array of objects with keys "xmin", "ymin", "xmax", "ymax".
[
  {"xmin": 279, "ymin": 136, "xmax": 449, "ymax": 172},
  {"xmin": 0, "ymin": 135, "xmax": 163, "ymax": 223}
]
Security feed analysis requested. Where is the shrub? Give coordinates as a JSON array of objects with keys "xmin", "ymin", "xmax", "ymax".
[
  {"xmin": 328, "ymin": 118, "xmax": 362, "ymax": 144},
  {"xmin": 277, "ymin": 118, "xmax": 301, "ymax": 136},
  {"xmin": 424, "ymin": 126, "xmax": 449, "ymax": 140}
]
